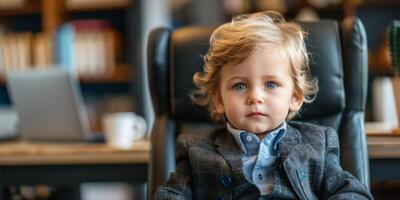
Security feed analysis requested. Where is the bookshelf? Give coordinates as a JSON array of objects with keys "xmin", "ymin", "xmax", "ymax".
[
  {"xmin": 0, "ymin": 0, "xmax": 140, "ymax": 133},
  {"xmin": 0, "ymin": 64, "xmax": 133, "ymax": 85},
  {"xmin": 0, "ymin": 0, "xmax": 41, "ymax": 17},
  {"xmin": 65, "ymin": 0, "xmax": 131, "ymax": 12},
  {"xmin": 361, "ymin": 1, "xmax": 400, "ymax": 122}
]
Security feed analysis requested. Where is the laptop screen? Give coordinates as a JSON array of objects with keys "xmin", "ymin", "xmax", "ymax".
[{"xmin": 6, "ymin": 69, "xmax": 91, "ymax": 142}]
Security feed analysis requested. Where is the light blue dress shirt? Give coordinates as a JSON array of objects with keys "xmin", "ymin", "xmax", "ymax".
[{"xmin": 227, "ymin": 122, "xmax": 286, "ymax": 195}]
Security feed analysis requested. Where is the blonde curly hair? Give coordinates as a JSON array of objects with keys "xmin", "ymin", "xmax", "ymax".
[{"xmin": 191, "ymin": 11, "xmax": 318, "ymax": 122}]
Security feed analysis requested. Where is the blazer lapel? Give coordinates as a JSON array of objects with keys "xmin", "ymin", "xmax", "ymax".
[
  {"xmin": 214, "ymin": 130, "xmax": 248, "ymax": 183},
  {"xmin": 279, "ymin": 124, "xmax": 312, "ymax": 200}
]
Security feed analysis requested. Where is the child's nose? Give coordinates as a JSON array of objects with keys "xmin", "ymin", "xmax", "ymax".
[{"xmin": 246, "ymin": 88, "xmax": 264, "ymax": 104}]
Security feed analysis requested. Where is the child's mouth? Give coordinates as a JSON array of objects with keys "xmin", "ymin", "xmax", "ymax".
[{"xmin": 247, "ymin": 112, "xmax": 266, "ymax": 117}]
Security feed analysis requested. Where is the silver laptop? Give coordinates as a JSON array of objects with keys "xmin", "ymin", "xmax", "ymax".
[{"xmin": 6, "ymin": 69, "xmax": 93, "ymax": 142}]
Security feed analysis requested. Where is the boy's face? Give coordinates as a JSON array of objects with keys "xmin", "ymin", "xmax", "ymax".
[{"xmin": 214, "ymin": 47, "xmax": 302, "ymax": 136}]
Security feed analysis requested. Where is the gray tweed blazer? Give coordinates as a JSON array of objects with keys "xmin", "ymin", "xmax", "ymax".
[{"xmin": 154, "ymin": 121, "xmax": 373, "ymax": 200}]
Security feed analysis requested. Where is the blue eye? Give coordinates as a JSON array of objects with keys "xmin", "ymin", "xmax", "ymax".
[
  {"xmin": 265, "ymin": 82, "xmax": 278, "ymax": 89},
  {"xmin": 233, "ymin": 83, "xmax": 247, "ymax": 91}
]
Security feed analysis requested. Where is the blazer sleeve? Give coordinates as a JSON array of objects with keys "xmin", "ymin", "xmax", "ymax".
[
  {"xmin": 322, "ymin": 127, "xmax": 374, "ymax": 200},
  {"xmin": 154, "ymin": 134, "xmax": 193, "ymax": 200}
]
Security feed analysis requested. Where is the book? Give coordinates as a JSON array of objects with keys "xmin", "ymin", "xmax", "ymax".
[
  {"xmin": 2, "ymin": 34, "xmax": 12, "ymax": 73},
  {"xmin": 0, "ymin": 31, "xmax": 54, "ymax": 74},
  {"xmin": 0, "ymin": 25, "xmax": 4, "ymax": 76},
  {"xmin": 56, "ymin": 23, "xmax": 75, "ymax": 71},
  {"xmin": 33, "ymin": 33, "xmax": 54, "ymax": 67},
  {"xmin": 17, "ymin": 32, "xmax": 32, "ymax": 70},
  {"xmin": 65, "ymin": 0, "xmax": 131, "ymax": 10},
  {"xmin": 56, "ymin": 20, "xmax": 118, "ymax": 78},
  {"xmin": 2, "ymin": 32, "xmax": 33, "ymax": 72}
]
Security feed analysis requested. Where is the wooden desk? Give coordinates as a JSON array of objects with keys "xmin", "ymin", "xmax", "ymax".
[
  {"xmin": 367, "ymin": 134, "xmax": 400, "ymax": 182},
  {"xmin": 0, "ymin": 139, "xmax": 150, "ymax": 200}
]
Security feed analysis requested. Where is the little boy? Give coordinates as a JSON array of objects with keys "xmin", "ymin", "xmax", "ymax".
[{"xmin": 154, "ymin": 11, "xmax": 373, "ymax": 199}]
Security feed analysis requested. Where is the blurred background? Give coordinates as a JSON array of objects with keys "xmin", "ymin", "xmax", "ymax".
[{"xmin": 0, "ymin": 0, "xmax": 399, "ymax": 199}]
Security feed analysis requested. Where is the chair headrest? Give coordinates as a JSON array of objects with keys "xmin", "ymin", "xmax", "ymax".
[
  {"xmin": 296, "ymin": 20, "xmax": 345, "ymax": 119},
  {"xmin": 170, "ymin": 20, "xmax": 345, "ymax": 121}
]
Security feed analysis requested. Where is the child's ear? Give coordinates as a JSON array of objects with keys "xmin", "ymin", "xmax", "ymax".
[
  {"xmin": 212, "ymin": 93, "xmax": 224, "ymax": 114},
  {"xmin": 289, "ymin": 90, "xmax": 303, "ymax": 112}
]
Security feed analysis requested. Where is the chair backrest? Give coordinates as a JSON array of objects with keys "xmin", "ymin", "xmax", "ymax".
[{"xmin": 147, "ymin": 17, "xmax": 369, "ymax": 196}]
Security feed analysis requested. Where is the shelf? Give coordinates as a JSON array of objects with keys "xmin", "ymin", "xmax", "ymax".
[
  {"xmin": 79, "ymin": 65, "xmax": 133, "ymax": 84},
  {"xmin": 0, "ymin": 0, "xmax": 41, "ymax": 17},
  {"xmin": 0, "ymin": 0, "xmax": 134, "ymax": 16},
  {"xmin": 65, "ymin": 0, "xmax": 132, "ymax": 12},
  {"xmin": 286, "ymin": 0, "xmax": 400, "ymax": 16},
  {"xmin": 360, "ymin": 0, "xmax": 400, "ymax": 8},
  {"xmin": 0, "ymin": 65, "xmax": 133, "ymax": 85},
  {"xmin": 314, "ymin": 4, "xmax": 343, "ymax": 12}
]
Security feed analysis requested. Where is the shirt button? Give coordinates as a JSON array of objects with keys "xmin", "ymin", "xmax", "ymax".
[
  {"xmin": 220, "ymin": 175, "xmax": 232, "ymax": 188},
  {"xmin": 246, "ymin": 135, "xmax": 253, "ymax": 142},
  {"xmin": 258, "ymin": 173, "xmax": 263, "ymax": 180}
]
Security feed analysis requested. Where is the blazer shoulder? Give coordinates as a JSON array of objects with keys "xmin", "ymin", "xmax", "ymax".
[
  {"xmin": 287, "ymin": 121, "xmax": 337, "ymax": 147},
  {"xmin": 288, "ymin": 121, "xmax": 332, "ymax": 131},
  {"xmin": 176, "ymin": 126, "xmax": 225, "ymax": 147}
]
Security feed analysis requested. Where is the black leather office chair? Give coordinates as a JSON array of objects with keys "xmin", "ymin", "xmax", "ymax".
[{"xmin": 147, "ymin": 17, "xmax": 369, "ymax": 196}]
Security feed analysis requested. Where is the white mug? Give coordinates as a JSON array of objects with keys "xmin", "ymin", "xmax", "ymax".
[{"xmin": 102, "ymin": 112, "xmax": 147, "ymax": 149}]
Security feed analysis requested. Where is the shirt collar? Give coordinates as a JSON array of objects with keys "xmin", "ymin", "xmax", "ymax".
[{"xmin": 227, "ymin": 122, "xmax": 287, "ymax": 154}]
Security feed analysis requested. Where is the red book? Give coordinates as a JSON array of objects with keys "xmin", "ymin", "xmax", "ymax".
[{"xmin": 71, "ymin": 20, "xmax": 111, "ymax": 32}]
